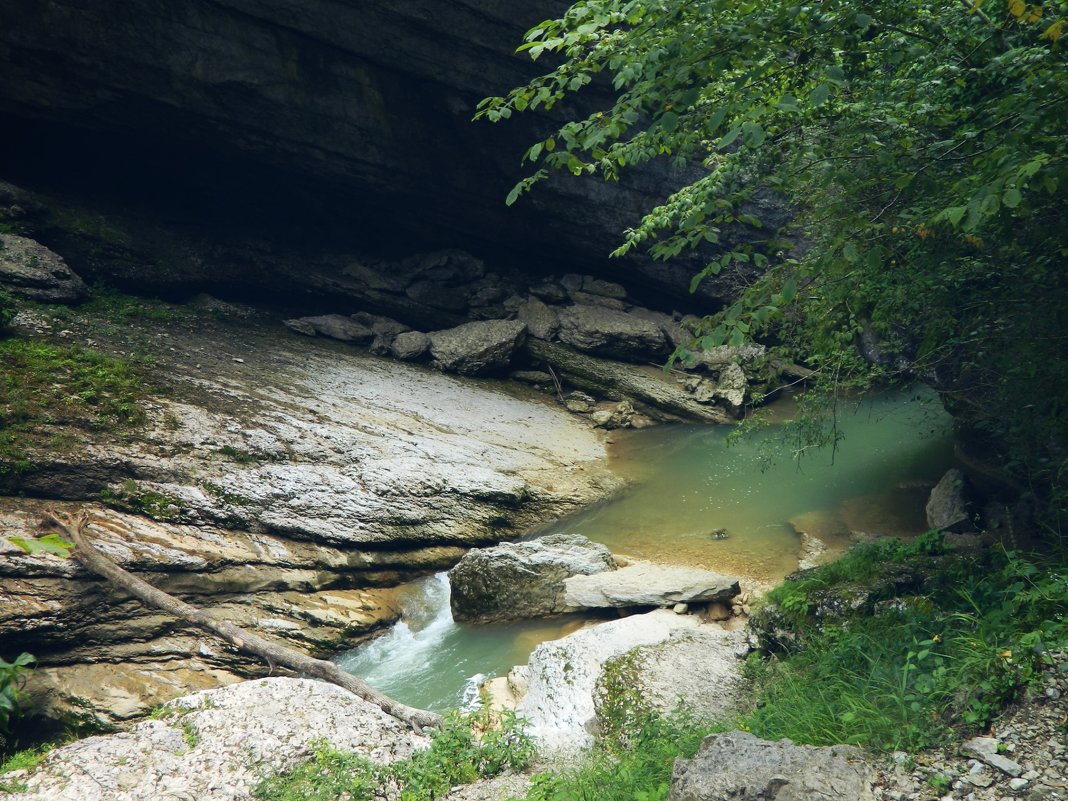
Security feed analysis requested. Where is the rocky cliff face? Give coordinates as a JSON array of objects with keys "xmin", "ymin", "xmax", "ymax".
[
  {"xmin": 0, "ymin": 0, "xmax": 737, "ymax": 302},
  {"xmin": 0, "ymin": 298, "xmax": 619, "ymax": 730}
]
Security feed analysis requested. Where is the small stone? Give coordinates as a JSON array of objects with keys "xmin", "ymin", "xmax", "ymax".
[
  {"xmin": 565, "ymin": 392, "xmax": 596, "ymax": 414},
  {"xmin": 892, "ymin": 751, "xmax": 909, "ymax": 764},
  {"xmin": 232, "ymin": 357, "xmax": 244, "ymax": 363},
  {"xmin": 704, "ymin": 602, "xmax": 731, "ymax": 622},
  {"xmin": 1045, "ymin": 687, "xmax": 1061, "ymax": 699},
  {"xmin": 283, "ymin": 318, "xmax": 317, "ymax": 336},
  {"xmin": 965, "ymin": 772, "xmax": 994, "ymax": 788},
  {"xmin": 673, "ymin": 603, "xmax": 689, "ymax": 615},
  {"xmin": 1010, "ymin": 778, "xmax": 1030, "ymax": 790}
]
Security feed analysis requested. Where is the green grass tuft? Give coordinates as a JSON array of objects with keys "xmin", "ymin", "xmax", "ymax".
[
  {"xmin": 255, "ymin": 707, "xmax": 535, "ymax": 801},
  {"xmin": 743, "ymin": 536, "xmax": 1068, "ymax": 751}
]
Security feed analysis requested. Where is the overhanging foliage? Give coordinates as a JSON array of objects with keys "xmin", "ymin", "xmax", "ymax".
[{"xmin": 479, "ymin": 0, "xmax": 1067, "ymax": 528}]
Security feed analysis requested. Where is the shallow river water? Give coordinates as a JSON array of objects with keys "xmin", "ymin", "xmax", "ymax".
[{"xmin": 338, "ymin": 389, "xmax": 955, "ymax": 711}]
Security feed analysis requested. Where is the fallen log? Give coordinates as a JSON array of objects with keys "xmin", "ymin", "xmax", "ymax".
[
  {"xmin": 43, "ymin": 510, "xmax": 443, "ymax": 732},
  {"xmin": 526, "ymin": 339, "xmax": 732, "ymax": 423}
]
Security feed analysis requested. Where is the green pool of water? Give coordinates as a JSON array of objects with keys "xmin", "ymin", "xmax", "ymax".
[
  {"xmin": 338, "ymin": 388, "xmax": 955, "ymax": 711},
  {"xmin": 537, "ymin": 388, "xmax": 955, "ymax": 585}
]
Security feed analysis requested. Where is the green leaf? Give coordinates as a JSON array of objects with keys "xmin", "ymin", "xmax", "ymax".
[
  {"xmin": 742, "ymin": 122, "xmax": 766, "ymax": 147},
  {"xmin": 659, "ymin": 110, "xmax": 680, "ymax": 133},
  {"xmin": 782, "ymin": 278, "xmax": 798, "ymax": 303},
  {"xmin": 718, "ymin": 126, "xmax": 742, "ymax": 148},
  {"xmin": 706, "ymin": 108, "xmax": 728, "ymax": 133},
  {"xmin": 1003, "ymin": 187, "xmax": 1022, "ymax": 208},
  {"xmin": 945, "ymin": 206, "xmax": 966, "ymax": 226},
  {"xmin": 8, "ymin": 533, "xmax": 74, "ymax": 559},
  {"xmin": 810, "ymin": 84, "xmax": 830, "ymax": 107}
]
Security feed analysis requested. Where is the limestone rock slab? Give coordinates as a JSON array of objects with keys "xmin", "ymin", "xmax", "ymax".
[
  {"xmin": 429, "ymin": 319, "xmax": 527, "ymax": 375},
  {"xmin": 8, "ymin": 678, "xmax": 423, "ymax": 801},
  {"xmin": 564, "ymin": 561, "xmax": 740, "ymax": 609}
]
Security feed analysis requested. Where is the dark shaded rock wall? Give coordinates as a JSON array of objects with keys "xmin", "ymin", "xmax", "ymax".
[{"xmin": 0, "ymin": 0, "xmax": 736, "ymax": 304}]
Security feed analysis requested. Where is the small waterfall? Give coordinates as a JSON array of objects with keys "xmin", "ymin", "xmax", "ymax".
[{"xmin": 336, "ymin": 573, "xmax": 461, "ymax": 702}]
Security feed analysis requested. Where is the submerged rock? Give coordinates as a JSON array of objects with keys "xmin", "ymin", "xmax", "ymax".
[
  {"xmin": 448, "ymin": 533, "xmax": 616, "ymax": 623},
  {"xmin": 0, "ymin": 233, "xmax": 87, "ymax": 303},
  {"xmin": 7, "ymin": 678, "xmax": 423, "ymax": 801},
  {"xmin": 668, "ymin": 730, "xmax": 876, "ymax": 801}
]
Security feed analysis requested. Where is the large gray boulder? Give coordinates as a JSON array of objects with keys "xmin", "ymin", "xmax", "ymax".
[
  {"xmin": 556, "ymin": 305, "xmax": 670, "ymax": 361},
  {"xmin": 517, "ymin": 296, "xmax": 559, "ymax": 340},
  {"xmin": 564, "ymin": 561, "xmax": 740, "ymax": 609},
  {"xmin": 668, "ymin": 731, "xmax": 876, "ymax": 801},
  {"xmin": 448, "ymin": 533, "xmax": 617, "ymax": 623},
  {"xmin": 516, "ymin": 609, "xmax": 706, "ymax": 752},
  {"xmin": 0, "ymin": 234, "xmax": 87, "ymax": 303},
  {"xmin": 4, "ymin": 678, "xmax": 423, "ymax": 801},
  {"xmin": 429, "ymin": 319, "xmax": 527, "ymax": 375},
  {"xmin": 926, "ymin": 468, "xmax": 974, "ymax": 532},
  {"xmin": 390, "ymin": 330, "xmax": 430, "ymax": 360}
]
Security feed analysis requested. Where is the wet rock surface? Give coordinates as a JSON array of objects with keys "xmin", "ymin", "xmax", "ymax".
[{"xmin": 0, "ymin": 305, "xmax": 619, "ymax": 724}]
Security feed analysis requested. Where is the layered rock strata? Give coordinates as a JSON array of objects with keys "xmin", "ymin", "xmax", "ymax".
[{"xmin": 0, "ymin": 302, "xmax": 619, "ymax": 727}]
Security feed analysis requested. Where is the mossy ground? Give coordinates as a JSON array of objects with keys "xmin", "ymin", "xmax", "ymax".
[{"xmin": 0, "ymin": 336, "xmax": 150, "ymax": 474}]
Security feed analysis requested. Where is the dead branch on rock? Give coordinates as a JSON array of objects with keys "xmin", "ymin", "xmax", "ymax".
[{"xmin": 43, "ymin": 509, "xmax": 442, "ymax": 732}]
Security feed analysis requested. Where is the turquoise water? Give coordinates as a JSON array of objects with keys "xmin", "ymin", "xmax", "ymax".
[
  {"xmin": 338, "ymin": 389, "xmax": 955, "ymax": 711},
  {"xmin": 536, "ymin": 389, "xmax": 955, "ymax": 584}
]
